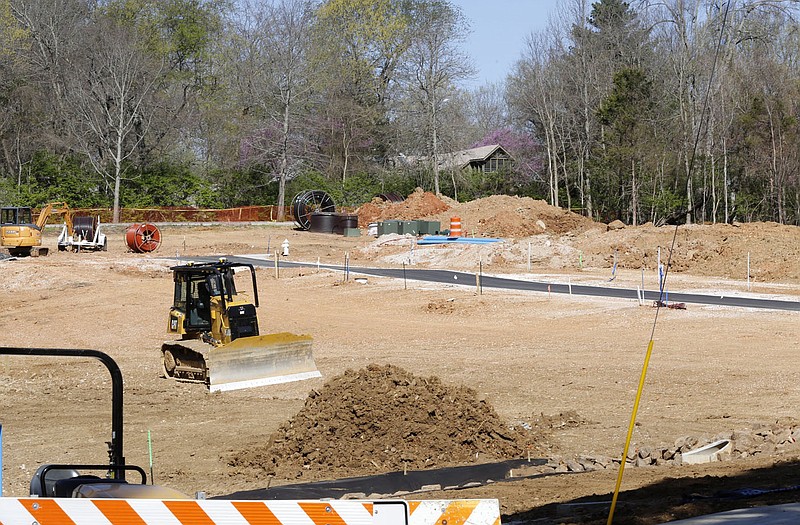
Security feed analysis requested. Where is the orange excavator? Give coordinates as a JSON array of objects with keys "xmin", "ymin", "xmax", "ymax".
[
  {"xmin": 0, "ymin": 202, "xmax": 70, "ymax": 256},
  {"xmin": 0, "ymin": 201, "xmax": 107, "ymax": 256}
]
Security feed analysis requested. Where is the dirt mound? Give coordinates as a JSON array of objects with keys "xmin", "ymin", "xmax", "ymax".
[
  {"xmin": 230, "ymin": 364, "xmax": 536, "ymax": 480},
  {"xmin": 575, "ymin": 221, "xmax": 800, "ymax": 281},
  {"xmin": 357, "ymin": 192, "xmax": 600, "ymax": 236},
  {"xmin": 428, "ymin": 195, "xmax": 600, "ymax": 237},
  {"xmin": 357, "ymin": 189, "xmax": 451, "ymax": 227}
]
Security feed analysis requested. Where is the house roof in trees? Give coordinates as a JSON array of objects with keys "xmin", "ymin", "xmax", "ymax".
[
  {"xmin": 439, "ymin": 144, "xmax": 514, "ymax": 171},
  {"xmin": 394, "ymin": 144, "xmax": 514, "ymax": 173}
]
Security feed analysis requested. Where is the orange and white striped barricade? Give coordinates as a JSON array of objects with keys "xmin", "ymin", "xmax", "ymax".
[{"xmin": 0, "ymin": 498, "xmax": 501, "ymax": 525}]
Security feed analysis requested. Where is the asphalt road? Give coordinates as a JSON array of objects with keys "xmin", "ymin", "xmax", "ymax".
[{"xmin": 184, "ymin": 255, "xmax": 800, "ymax": 313}]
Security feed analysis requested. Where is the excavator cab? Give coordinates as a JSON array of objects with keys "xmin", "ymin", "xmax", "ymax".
[
  {"xmin": 1, "ymin": 206, "xmax": 33, "ymax": 225},
  {"xmin": 162, "ymin": 259, "xmax": 321, "ymax": 392}
]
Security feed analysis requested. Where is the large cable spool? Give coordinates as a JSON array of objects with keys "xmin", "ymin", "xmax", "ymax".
[
  {"xmin": 72, "ymin": 216, "xmax": 97, "ymax": 241},
  {"xmin": 309, "ymin": 212, "xmax": 359, "ymax": 234},
  {"xmin": 333, "ymin": 214, "xmax": 358, "ymax": 234},
  {"xmin": 125, "ymin": 223, "xmax": 161, "ymax": 253},
  {"xmin": 291, "ymin": 190, "xmax": 336, "ymax": 230},
  {"xmin": 376, "ymin": 192, "xmax": 404, "ymax": 203}
]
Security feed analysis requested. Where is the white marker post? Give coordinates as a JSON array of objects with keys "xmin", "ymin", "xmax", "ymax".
[
  {"xmin": 527, "ymin": 242, "xmax": 531, "ymax": 272},
  {"xmin": 747, "ymin": 252, "xmax": 751, "ymax": 291},
  {"xmin": 657, "ymin": 247, "xmax": 661, "ymax": 288}
]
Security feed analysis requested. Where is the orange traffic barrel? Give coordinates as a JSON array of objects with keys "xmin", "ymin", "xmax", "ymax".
[
  {"xmin": 125, "ymin": 223, "xmax": 161, "ymax": 253},
  {"xmin": 449, "ymin": 217, "xmax": 462, "ymax": 238}
]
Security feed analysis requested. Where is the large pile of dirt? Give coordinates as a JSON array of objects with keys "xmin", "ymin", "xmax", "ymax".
[
  {"xmin": 357, "ymin": 191, "xmax": 600, "ymax": 236},
  {"xmin": 427, "ymin": 195, "xmax": 600, "ymax": 237},
  {"xmin": 357, "ymin": 189, "xmax": 451, "ymax": 227},
  {"xmin": 230, "ymin": 364, "xmax": 536, "ymax": 480}
]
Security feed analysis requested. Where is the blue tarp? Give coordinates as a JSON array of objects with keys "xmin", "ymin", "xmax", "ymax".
[{"xmin": 417, "ymin": 235, "xmax": 503, "ymax": 245}]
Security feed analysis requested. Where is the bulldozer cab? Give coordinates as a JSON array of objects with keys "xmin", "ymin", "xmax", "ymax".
[
  {"xmin": 178, "ymin": 274, "xmax": 214, "ymax": 331},
  {"xmin": 170, "ymin": 260, "xmax": 260, "ymax": 338}
]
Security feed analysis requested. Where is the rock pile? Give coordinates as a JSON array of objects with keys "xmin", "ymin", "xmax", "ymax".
[
  {"xmin": 521, "ymin": 420, "xmax": 800, "ymax": 476},
  {"xmin": 230, "ymin": 364, "xmax": 538, "ymax": 481}
]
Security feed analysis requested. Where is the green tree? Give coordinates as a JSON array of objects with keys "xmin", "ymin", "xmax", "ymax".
[
  {"xmin": 398, "ymin": 0, "xmax": 474, "ymax": 197},
  {"xmin": 0, "ymin": 0, "xmax": 26, "ymax": 56},
  {"xmin": 122, "ymin": 161, "xmax": 219, "ymax": 207},
  {"xmin": 101, "ymin": 0, "xmax": 226, "ymax": 159},
  {"xmin": 0, "ymin": 152, "xmax": 108, "ymax": 208},
  {"xmin": 311, "ymin": 0, "xmax": 412, "ymax": 180},
  {"xmin": 595, "ymin": 67, "xmax": 655, "ymax": 223}
]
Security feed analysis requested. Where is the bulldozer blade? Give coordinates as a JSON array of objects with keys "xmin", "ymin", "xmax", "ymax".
[{"xmin": 207, "ymin": 332, "xmax": 321, "ymax": 392}]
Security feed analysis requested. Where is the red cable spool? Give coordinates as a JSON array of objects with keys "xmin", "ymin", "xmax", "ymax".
[{"xmin": 125, "ymin": 223, "xmax": 162, "ymax": 253}]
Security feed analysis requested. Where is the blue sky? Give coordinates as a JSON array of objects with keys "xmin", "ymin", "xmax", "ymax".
[{"xmin": 457, "ymin": 0, "xmax": 562, "ymax": 87}]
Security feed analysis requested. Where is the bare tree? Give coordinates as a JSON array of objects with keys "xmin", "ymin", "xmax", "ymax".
[
  {"xmin": 66, "ymin": 17, "xmax": 163, "ymax": 222},
  {"xmin": 229, "ymin": 0, "xmax": 315, "ymax": 220},
  {"xmin": 508, "ymin": 30, "xmax": 569, "ymax": 208},
  {"xmin": 464, "ymin": 82, "xmax": 511, "ymax": 143},
  {"xmin": 399, "ymin": 0, "xmax": 474, "ymax": 197},
  {"xmin": 10, "ymin": 0, "xmax": 93, "ymax": 146},
  {"xmin": 0, "ymin": 0, "xmax": 29, "ymax": 178}
]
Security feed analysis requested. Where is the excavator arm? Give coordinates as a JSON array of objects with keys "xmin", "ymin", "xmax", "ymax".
[{"xmin": 36, "ymin": 201, "xmax": 73, "ymax": 235}]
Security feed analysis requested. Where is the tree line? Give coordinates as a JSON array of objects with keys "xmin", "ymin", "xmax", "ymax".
[
  {"xmin": 0, "ymin": 0, "xmax": 798, "ymax": 225},
  {"xmin": 509, "ymin": 0, "xmax": 800, "ymax": 225}
]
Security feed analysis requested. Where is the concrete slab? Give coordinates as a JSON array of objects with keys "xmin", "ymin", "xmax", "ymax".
[{"xmin": 669, "ymin": 503, "xmax": 800, "ymax": 524}]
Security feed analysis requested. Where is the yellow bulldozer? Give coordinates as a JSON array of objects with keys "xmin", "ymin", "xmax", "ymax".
[{"xmin": 162, "ymin": 258, "xmax": 321, "ymax": 392}]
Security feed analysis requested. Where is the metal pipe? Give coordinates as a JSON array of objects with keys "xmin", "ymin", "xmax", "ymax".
[{"xmin": 0, "ymin": 347, "xmax": 125, "ymax": 477}]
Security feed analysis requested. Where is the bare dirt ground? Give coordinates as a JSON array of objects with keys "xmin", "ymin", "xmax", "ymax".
[{"xmin": 2, "ymin": 193, "xmax": 800, "ymax": 524}]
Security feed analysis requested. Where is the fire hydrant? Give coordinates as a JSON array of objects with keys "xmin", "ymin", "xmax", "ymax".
[{"xmin": 281, "ymin": 239, "xmax": 290, "ymax": 256}]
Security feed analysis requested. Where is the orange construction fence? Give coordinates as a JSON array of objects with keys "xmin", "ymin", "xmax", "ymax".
[{"xmin": 35, "ymin": 206, "xmax": 293, "ymax": 223}]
